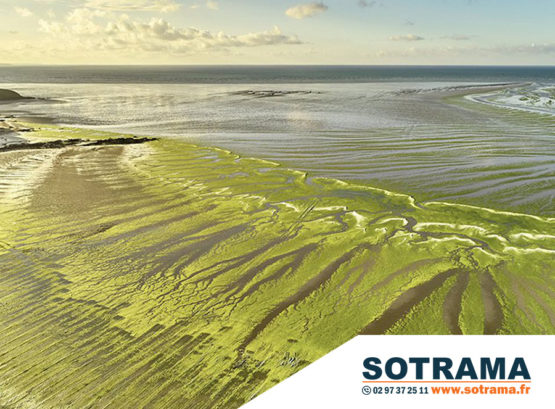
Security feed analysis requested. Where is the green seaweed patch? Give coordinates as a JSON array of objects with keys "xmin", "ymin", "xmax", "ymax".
[{"xmin": 0, "ymin": 125, "xmax": 554, "ymax": 408}]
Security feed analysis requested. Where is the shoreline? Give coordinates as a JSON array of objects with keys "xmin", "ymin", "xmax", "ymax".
[
  {"xmin": 3, "ymin": 80, "xmax": 551, "ymax": 217},
  {"xmin": 4, "ymin": 117, "xmax": 555, "ymax": 223}
]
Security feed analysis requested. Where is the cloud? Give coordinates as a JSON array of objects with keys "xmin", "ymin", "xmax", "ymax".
[
  {"xmin": 206, "ymin": 0, "xmax": 219, "ymax": 10},
  {"xmin": 490, "ymin": 43, "xmax": 555, "ymax": 54},
  {"xmin": 14, "ymin": 7, "xmax": 33, "ymax": 17},
  {"xmin": 84, "ymin": 0, "xmax": 180, "ymax": 12},
  {"xmin": 37, "ymin": 10, "xmax": 302, "ymax": 55},
  {"xmin": 441, "ymin": 34, "xmax": 472, "ymax": 41},
  {"xmin": 38, "ymin": 8, "xmax": 107, "ymax": 35},
  {"xmin": 358, "ymin": 0, "xmax": 376, "ymax": 7},
  {"xmin": 389, "ymin": 34, "xmax": 424, "ymax": 41},
  {"xmin": 375, "ymin": 42, "xmax": 555, "ymax": 60},
  {"xmin": 189, "ymin": 1, "xmax": 218, "ymax": 10},
  {"xmin": 285, "ymin": 2, "xmax": 328, "ymax": 19}
]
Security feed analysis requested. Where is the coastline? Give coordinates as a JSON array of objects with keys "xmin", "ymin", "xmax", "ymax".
[
  {"xmin": 0, "ymin": 119, "xmax": 553, "ymax": 407},
  {"xmin": 5, "ymin": 80, "xmax": 552, "ymax": 217}
]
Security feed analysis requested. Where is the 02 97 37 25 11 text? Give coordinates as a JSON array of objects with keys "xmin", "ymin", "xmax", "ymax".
[{"xmin": 362, "ymin": 385, "xmax": 429, "ymax": 395}]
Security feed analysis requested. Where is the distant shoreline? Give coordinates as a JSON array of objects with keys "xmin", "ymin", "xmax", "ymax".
[{"xmin": 0, "ymin": 65, "xmax": 553, "ymax": 85}]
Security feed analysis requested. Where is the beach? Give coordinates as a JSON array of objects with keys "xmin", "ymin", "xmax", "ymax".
[
  {"xmin": 0, "ymin": 0, "xmax": 553, "ymax": 403},
  {"xmin": 0, "ymin": 111, "xmax": 553, "ymax": 407}
]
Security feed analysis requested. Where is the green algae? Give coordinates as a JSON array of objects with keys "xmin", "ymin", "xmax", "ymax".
[{"xmin": 0, "ymin": 122, "xmax": 554, "ymax": 408}]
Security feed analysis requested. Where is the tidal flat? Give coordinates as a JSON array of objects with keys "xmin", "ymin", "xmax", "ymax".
[{"xmin": 0, "ymin": 121, "xmax": 554, "ymax": 408}]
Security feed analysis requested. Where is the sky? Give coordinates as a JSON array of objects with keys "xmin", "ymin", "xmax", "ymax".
[{"xmin": 0, "ymin": 0, "xmax": 554, "ymax": 65}]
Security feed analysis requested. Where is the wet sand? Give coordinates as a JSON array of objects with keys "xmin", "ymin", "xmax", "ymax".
[{"xmin": 0, "ymin": 120, "xmax": 553, "ymax": 408}]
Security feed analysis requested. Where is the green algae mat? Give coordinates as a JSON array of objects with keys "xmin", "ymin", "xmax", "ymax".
[{"xmin": 0, "ymin": 124, "xmax": 554, "ymax": 408}]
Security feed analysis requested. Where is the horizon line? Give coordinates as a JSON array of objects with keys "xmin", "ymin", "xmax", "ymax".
[{"xmin": 1, "ymin": 64, "xmax": 554, "ymax": 68}]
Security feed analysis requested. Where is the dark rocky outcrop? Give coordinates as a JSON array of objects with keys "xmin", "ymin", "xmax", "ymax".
[
  {"xmin": 0, "ymin": 136, "xmax": 158, "ymax": 153},
  {"xmin": 0, "ymin": 89, "xmax": 29, "ymax": 101}
]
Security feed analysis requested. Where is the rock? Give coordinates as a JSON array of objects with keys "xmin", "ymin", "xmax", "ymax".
[
  {"xmin": 0, "ymin": 89, "xmax": 26, "ymax": 101},
  {"xmin": 0, "ymin": 137, "xmax": 158, "ymax": 153}
]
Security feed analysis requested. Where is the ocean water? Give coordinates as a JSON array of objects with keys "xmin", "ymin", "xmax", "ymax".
[
  {"xmin": 0, "ymin": 65, "xmax": 554, "ymax": 215},
  {"xmin": 1, "ymin": 65, "xmax": 554, "ymax": 84}
]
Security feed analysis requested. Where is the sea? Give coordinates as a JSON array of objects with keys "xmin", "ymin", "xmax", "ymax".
[{"xmin": 0, "ymin": 65, "xmax": 554, "ymax": 215}]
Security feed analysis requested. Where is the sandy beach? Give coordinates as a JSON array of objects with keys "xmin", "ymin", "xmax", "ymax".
[{"xmin": 0, "ymin": 114, "xmax": 553, "ymax": 407}]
